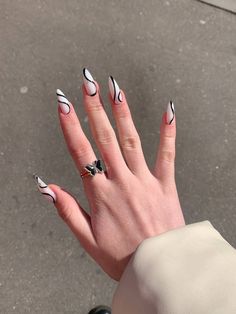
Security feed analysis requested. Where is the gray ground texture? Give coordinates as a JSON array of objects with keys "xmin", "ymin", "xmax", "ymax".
[{"xmin": 0, "ymin": 0, "xmax": 236, "ymax": 313}]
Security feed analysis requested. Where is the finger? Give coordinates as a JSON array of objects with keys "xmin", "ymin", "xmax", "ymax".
[
  {"xmin": 56, "ymin": 89, "xmax": 105, "ymax": 184},
  {"xmin": 50, "ymin": 184, "xmax": 98, "ymax": 255},
  {"xmin": 35, "ymin": 176, "xmax": 98, "ymax": 254},
  {"xmin": 50, "ymin": 183, "xmax": 99, "ymax": 257},
  {"xmin": 108, "ymin": 76, "xmax": 149, "ymax": 176},
  {"xmin": 82, "ymin": 68, "xmax": 128, "ymax": 179},
  {"xmin": 153, "ymin": 101, "xmax": 176, "ymax": 183}
]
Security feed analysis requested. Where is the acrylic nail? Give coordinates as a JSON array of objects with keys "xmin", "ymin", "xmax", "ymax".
[
  {"xmin": 34, "ymin": 175, "xmax": 56, "ymax": 204},
  {"xmin": 108, "ymin": 76, "xmax": 123, "ymax": 105},
  {"xmin": 166, "ymin": 100, "xmax": 175, "ymax": 125},
  {"xmin": 56, "ymin": 89, "xmax": 71, "ymax": 114},
  {"xmin": 83, "ymin": 68, "xmax": 97, "ymax": 96}
]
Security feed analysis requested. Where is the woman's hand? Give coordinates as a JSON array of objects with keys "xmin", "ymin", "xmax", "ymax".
[{"xmin": 36, "ymin": 69, "xmax": 185, "ymax": 281}]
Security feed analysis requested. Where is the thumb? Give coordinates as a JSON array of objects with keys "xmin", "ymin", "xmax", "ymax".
[
  {"xmin": 153, "ymin": 101, "xmax": 176, "ymax": 184},
  {"xmin": 35, "ymin": 176, "xmax": 98, "ymax": 256}
]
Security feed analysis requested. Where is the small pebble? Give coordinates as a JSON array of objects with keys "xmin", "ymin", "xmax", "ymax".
[{"xmin": 20, "ymin": 86, "xmax": 28, "ymax": 94}]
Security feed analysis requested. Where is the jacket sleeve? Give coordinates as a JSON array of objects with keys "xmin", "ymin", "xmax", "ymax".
[{"xmin": 112, "ymin": 221, "xmax": 236, "ymax": 314}]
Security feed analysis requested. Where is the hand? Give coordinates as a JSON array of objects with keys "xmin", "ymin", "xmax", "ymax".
[{"xmin": 36, "ymin": 69, "xmax": 185, "ymax": 281}]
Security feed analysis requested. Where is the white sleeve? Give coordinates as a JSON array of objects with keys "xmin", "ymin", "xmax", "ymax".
[{"xmin": 112, "ymin": 221, "xmax": 236, "ymax": 314}]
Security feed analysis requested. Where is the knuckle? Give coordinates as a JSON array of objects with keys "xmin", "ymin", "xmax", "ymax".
[
  {"xmin": 115, "ymin": 176, "xmax": 133, "ymax": 193},
  {"xmin": 69, "ymin": 142, "xmax": 91, "ymax": 160},
  {"xmin": 116, "ymin": 108, "xmax": 131, "ymax": 119},
  {"xmin": 162, "ymin": 128, "xmax": 176, "ymax": 139},
  {"xmin": 96, "ymin": 128, "xmax": 115, "ymax": 145},
  {"xmin": 58, "ymin": 206, "xmax": 73, "ymax": 223},
  {"xmin": 86, "ymin": 100, "xmax": 103, "ymax": 113},
  {"xmin": 121, "ymin": 135, "xmax": 140, "ymax": 150},
  {"xmin": 163, "ymin": 133, "xmax": 175, "ymax": 139},
  {"xmin": 160, "ymin": 150, "xmax": 175, "ymax": 163}
]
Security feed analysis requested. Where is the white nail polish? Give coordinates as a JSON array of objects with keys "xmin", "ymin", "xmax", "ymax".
[
  {"xmin": 56, "ymin": 89, "xmax": 71, "ymax": 114},
  {"xmin": 108, "ymin": 76, "xmax": 123, "ymax": 105},
  {"xmin": 35, "ymin": 175, "xmax": 56, "ymax": 203},
  {"xmin": 83, "ymin": 68, "xmax": 97, "ymax": 96},
  {"xmin": 166, "ymin": 101, "xmax": 175, "ymax": 125}
]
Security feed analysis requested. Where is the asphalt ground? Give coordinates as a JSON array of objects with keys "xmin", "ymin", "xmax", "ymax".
[{"xmin": 0, "ymin": 1, "xmax": 235, "ymax": 313}]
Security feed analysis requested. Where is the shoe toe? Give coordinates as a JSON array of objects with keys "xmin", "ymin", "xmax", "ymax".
[{"xmin": 88, "ymin": 305, "xmax": 111, "ymax": 314}]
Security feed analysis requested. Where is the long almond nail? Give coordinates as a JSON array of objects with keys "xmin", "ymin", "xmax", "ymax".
[
  {"xmin": 108, "ymin": 76, "xmax": 123, "ymax": 105},
  {"xmin": 166, "ymin": 101, "xmax": 175, "ymax": 125},
  {"xmin": 56, "ymin": 89, "xmax": 71, "ymax": 114},
  {"xmin": 35, "ymin": 175, "xmax": 56, "ymax": 203},
  {"xmin": 83, "ymin": 68, "xmax": 97, "ymax": 96}
]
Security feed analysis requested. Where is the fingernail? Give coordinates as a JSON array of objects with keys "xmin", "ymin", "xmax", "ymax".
[
  {"xmin": 34, "ymin": 175, "xmax": 56, "ymax": 204},
  {"xmin": 83, "ymin": 68, "xmax": 97, "ymax": 96},
  {"xmin": 108, "ymin": 76, "xmax": 123, "ymax": 105},
  {"xmin": 166, "ymin": 100, "xmax": 175, "ymax": 125},
  {"xmin": 56, "ymin": 89, "xmax": 71, "ymax": 114}
]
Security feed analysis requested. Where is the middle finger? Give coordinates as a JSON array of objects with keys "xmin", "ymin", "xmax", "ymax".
[{"xmin": 82, "ymin": 68, "xmax": 128, "ymax": 179}]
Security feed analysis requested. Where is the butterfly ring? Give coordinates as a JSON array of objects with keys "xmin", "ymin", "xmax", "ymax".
[{"xmin": 80, "ymin": 160, "xmax": 104, "ymax": 179}]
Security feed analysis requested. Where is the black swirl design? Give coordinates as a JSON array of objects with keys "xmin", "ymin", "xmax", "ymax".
[
  {"xmin": 110, "ymin": 76, "xmax": 116, "ymax": 102},
  {"xmin": 35, "ymin": 175, "xmax": 47, "ymax": 188},
  {"xmin": 110, "ymin": 76, "xmax": 122, "ymax": 104},
  {"xmin": 35, "ymin": 175, "xmax": 56, "ymax": 204},
  {"xmin": 83, "ymin": 68, "xmax": 97, "ymax": 96},
  {"xmin": 169, "ymin": 101, "xmax": 175, "ymax": 125},
  {"xmin": 118, "ymin": 91, "xmax": 122, "ymax": 102},
  {"xmin": 56, "ymin": 90, "xmax": 70, "ymax": 114}
]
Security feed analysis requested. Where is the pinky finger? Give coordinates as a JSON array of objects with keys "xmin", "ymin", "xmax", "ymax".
[
  {"xmin": 153, "ymin": 101, "xmax": 176, "ymax": 183},
  {"xmin": 35, "ymin": 176, "xmax": 98, "ymax": 257}
]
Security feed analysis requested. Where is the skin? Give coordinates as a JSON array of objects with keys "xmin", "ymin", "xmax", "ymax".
[{"xmin": 49, "ymin": 80, "xmax": 185, "ymax": 281}]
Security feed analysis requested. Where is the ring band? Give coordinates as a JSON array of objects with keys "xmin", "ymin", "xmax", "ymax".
[
  {"xmin": 80, "ymin": 171, "xmax": 93, "ymax": 178},
  {"xmin": 80, "ymin": 160, "xmax": 104, "ymax": 178}
]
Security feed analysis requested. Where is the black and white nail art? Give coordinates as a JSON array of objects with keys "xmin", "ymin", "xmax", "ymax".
[
  {"xmin": 35, "ymin": 175, "xmax": 56, "ymax": 204},
  {"xmin": 166, "ymin": 101, "xmax": 175, "ymax": 125},
  {"xmin": 56, "ymin": 89, "xmax": 71, "ymax": 114},
  {"xmin": 83, "ymin": 68, "xmax": 97, "ymax": 96},
  {"xmin": 108, "ymin": 76, "xmax": 123, "ymax": 105}
]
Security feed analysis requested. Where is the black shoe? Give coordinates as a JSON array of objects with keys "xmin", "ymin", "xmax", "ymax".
[{"xmin": 88, "ymin": 305, "xmax": 111, "ymax": 314}]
